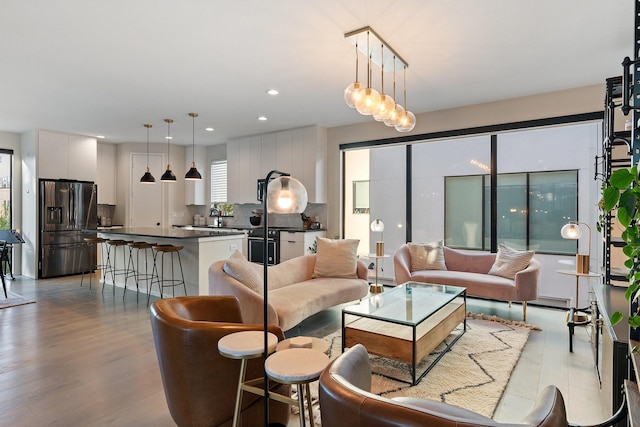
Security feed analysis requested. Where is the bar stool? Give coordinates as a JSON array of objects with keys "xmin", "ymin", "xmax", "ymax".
[
  {"xmin": 124, "ymin": 241, "xmax": 155, "ymax": 302},
  {"xmin": 104, "ymin": 239, "xmax": 132, "ymax": 295},
  {"xmin": 149, "ymin": 244, "xmax": 187, "ymax": 306},
  {"xmin": 80, "ymin": 236, "xmax": 108, "ymax": 290}
]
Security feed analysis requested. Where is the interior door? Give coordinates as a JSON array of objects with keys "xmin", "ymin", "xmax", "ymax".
[{"xmin": 130, "ymin": 153, "xmax": 163, "ymax": 228}]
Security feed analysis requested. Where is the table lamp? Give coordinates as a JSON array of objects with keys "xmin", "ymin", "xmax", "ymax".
[
  {"xmin": 560, "ymin": 221, "xmax": 591, "ymax": 274},
  {"xmin": 262, "ymin": 170, "xmax": 308, "ymax": 426},
  {"xmin": 371, "ymin": 219, "xmax": 385, "ymax": 256}
]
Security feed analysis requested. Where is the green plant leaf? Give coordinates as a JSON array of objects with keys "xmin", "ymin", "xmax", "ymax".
[
  {"xmin": 603, "ymin": 186, "xmax": 620, "ymax": 211},
  {"xmin": 611, "ymin": 311, "xmax": 624, "ymax": 325},
  {"xmin": 611, "ymin": 168, "xmax": 635, "ymax": 189},
  {"xmin": 630, "ymin": 315, "xmax": 640, "ymax": 329}
]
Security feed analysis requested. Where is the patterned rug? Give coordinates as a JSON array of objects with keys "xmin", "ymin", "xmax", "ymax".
[
  {"xmin": 0, "ymin": 291, "xmax": 35, "ymax": 309},
  {"xmin": 297, "ymin": 317, "xmax": 532, "ymax": 425}
]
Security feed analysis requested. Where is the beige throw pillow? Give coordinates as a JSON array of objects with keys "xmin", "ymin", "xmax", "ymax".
[
  {"xmin": 488, "ymin": 244, "xmax": 534, "ymax": 279},
  {"xmin": 312, "ymin": 237, "xmax": 360, "ymax": 279},
  {"xmin": 407, "ymin": 240, "xmax": 447, "ymax": 271},
  {"xmin": 223, "ymin": 250, "xmax": 264, "ymax": 295}
]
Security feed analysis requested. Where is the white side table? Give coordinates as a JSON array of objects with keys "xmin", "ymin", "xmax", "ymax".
[
  {"xmin": 218, "ymin": 330, "xmax": 278, "ymax": 427},
  {"xmin": 265, "ymin": 348, "xmax": 330, "ymax": 427},
  {"xmin": 364, "ymin": 254, "xmax": 390, "ymax": 293},
  {"xmin": 557, "ymin": 269, "xmax": 601, "ymax": 352}
]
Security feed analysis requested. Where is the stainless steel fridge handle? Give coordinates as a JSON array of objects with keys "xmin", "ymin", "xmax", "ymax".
[{"xmin": 69, "ymin": 185, "xmax": 75, "ymax": 227}]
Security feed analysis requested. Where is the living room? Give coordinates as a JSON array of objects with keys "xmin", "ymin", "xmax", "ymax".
[{"xmin": 0, "ymin": 2, "xmax": 636, "ymax": 426}]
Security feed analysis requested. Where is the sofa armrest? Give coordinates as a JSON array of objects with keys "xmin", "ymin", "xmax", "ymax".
[
  {"xmin": 514, "ymin": 258, "xmax": 540, "ymax": 301},
  {"xmin": 356, "ymin": 259, "xmax": 369, "ymax": 281},
  {"xmin": 208, "ymin": 260, "xmax": 279, "ymax": 326},
  {"xmin": 393, "ymin": 244, "xmax": 412, "ymax": 285}
]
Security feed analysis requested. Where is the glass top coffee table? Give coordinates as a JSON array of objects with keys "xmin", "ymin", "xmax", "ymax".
[{"xmin": 342, "ymin": 281, "xmax": 466, "ymax": 385}]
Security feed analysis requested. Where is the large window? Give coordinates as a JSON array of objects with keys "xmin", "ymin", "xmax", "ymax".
[{"xmin": 445, "ymin": 170, "xmax": 578, "ymax": 253}]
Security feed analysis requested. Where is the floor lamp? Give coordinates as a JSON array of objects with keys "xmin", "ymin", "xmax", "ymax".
[
  {"xmin": 560, "ymin": 221, "xmax": 591, "ymax": 274},
  {"xmin": 262, "ymin": 170, "xmax": 308, "ymax": 426}
]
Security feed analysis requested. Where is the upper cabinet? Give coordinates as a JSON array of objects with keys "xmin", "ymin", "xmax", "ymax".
[
  {"xmin": 227, "ymin": 125, "xmax": 327, "ymax": 203},
  {"xmin": 185, "ymin": 145, "xmax": 207, "ymax": 205},
  {"xmin": 38, "ymin": 130, "xmax": 97, "ymax": 182},
  {"xmin": 96, "ymin": 143, "xmax": 116, "ymax": 205}
]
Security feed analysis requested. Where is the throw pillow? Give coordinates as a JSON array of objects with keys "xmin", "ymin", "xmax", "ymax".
[
  {"xmin": 223, "ymin": 250, "xmax": 264, "ymax": 295},
  {"xmin": 488, "ymin": 244, "xmax": 534, "ymax": 279},
  {"xmin": 407, "ymin": 240, "xmax": 447, "ymax": 271},
  {"xmin": 312, "ymin": 237, "xmax": 360, "ymax": 279}
]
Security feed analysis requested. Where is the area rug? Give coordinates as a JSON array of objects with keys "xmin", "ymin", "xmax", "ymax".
[
  {"xmin": 0, "ymin": 291, "xmax": 35, "ymax": 309},
  {"xmin": 296, "ymin": 317, "xmax": 532, "ymax": 426}
]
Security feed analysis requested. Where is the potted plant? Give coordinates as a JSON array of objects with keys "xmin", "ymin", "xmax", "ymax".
[{"xmin": 598, "ymin": 165, "xmax": 640, "ymax": 334}]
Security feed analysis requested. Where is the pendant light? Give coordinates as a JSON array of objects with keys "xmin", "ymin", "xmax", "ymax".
[
  {"xmin": 185, "ymin": 112, "xmax": 202, "ymax": 180},
  {"xmin": 395, "ymin": 66, "xmax": 416, "ymax": 132},
  {"xmin": 372, "ymin": 44, "xmax": 395, "ymax": 122},
  {"xmin": 355, "ymin": 30, "xmax": 381, "ymax": 115},
  {"xmin": 161, "ymin": 118, "xmax": 177, "ymax": 182},
  {"xmin": 344, "ymin": 41, "xmax": 362, "ymax": 108},
  {"xmin": 384, "ymin": 57, "xmax": 405, "ymax": 127},
  {"xmin": 140, "ymin": 124, "xmax": 156, "ymax": 184}
]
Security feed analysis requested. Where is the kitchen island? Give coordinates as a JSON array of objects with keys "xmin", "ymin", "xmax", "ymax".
[{"xmin": 97, "ymin": 227, "xmax": 245, "ymax": 296}]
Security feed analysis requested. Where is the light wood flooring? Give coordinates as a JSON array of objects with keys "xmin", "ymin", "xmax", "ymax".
[{"xmin": 0, "ymin": 275, "xmax": 607, "ymax": 426}]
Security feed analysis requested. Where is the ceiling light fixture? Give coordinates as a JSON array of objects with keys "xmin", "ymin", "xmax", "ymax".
[
  {"xmin": 344, "ymin": 26, "xmax": 415, "ymax": 132},
  {"xmin": 205, "ymin": 127, "xmax": 214, "ymax": 132},
  {"xmin": 185, "ymin": 113, "xmax": 202, "ymax": 180},
  {"xmin": 266, "ymin": 89, "xmax": 279, "ymax": 95},
  {"xmin": 140, "ymin": 124, "xmax": 156, "ymax": 184},
  {"xmin": 161, "ymin": 119, "xmax": 176, "ymax": 182},
  {"xmin": 258, "ymin": 116, "xmax": 268, "ymax": 121}
]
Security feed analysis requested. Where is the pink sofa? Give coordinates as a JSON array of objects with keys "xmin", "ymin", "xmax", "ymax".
[{"xmin": 394, "ymin": 244, "xmax": 539, "ymax": 320}]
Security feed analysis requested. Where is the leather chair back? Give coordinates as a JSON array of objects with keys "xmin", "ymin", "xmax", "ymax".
[{"xmin": 150, "ymin": 296, "xmax": 290, "ymax": 427}]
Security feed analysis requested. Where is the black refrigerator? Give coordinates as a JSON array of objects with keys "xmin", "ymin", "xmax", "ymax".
[{"xmin": 39, "ymin": 179, "xmax": 98, "ymax": 278}]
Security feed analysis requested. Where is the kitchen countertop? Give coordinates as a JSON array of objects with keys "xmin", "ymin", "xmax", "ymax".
[
  {"xmin": 174, "ymin": 224, "xmax": 326, "ymax": 232},
  {"xmin": 98, "ymin": 227, "xmax": 245, "ymax": 239}
]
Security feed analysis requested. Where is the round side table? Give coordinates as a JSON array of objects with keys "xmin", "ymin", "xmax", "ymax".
[
  {"xmin": 265, "ymin": 348, "xmax": 330, "ymax": 427},
  {"xmin": 276, "ymin": 336, "xmax": 329, "ymax": 354},
  {"xmin": 218, "ymin": 330, "xmax": 278, "ymax": 427}
]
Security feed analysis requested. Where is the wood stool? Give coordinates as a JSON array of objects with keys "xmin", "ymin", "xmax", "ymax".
[
  {"xmin": 149, "ymin": 244, "xmax": 187, "ymax": 306},
  {"xmin": 104, "ymin": 239, "xmax": 132, "ymax": 295},
  {"xmin": 124, "ymin": 241, "xmax": 155, "ymax": 302},
  {"xmin": 81, "ymin": 236, "xmax": 108, "ymax": 290}
]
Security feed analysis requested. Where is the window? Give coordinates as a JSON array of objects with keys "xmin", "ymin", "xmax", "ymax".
[
  {"xmin": 445, "ymin": 170, "xmax": 577, "ymax": 253},
  {"xmin": 210, "ymin": 160, "xmax": 227, "ymax": 204}
]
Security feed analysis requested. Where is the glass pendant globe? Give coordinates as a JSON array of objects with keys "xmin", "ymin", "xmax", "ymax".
[
  {"xmin": 384, "ymin": 104, "xmax": 405, "ymax": 127},
  {"xmin": 395, "ymin": 110, "xmax": 417, "ymax": 132},
  {"xmin": 266, "ymin": 176, "xmax": 308, "ymax": 214},
  {"xmin": 355, "ymin": 87, "xmax": 381, "ymax": 116},
  {"xmin": 372, "ymin": 94, "xmax": 395, "ymax": 122},
  {"xmin": 344, "ymin": 82, "xmax": 363, "ymax": 108}
]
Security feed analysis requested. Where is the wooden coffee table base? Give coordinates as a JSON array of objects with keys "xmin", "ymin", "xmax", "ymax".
[{"xmin": 343, "ymin": 300, "xmax": 466, "ymax": 385}]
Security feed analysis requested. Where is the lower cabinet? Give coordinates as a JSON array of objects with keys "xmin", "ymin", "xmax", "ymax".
[{"xmin": 280, "ymin": 230, "xmax": 325, "ymax": 263}]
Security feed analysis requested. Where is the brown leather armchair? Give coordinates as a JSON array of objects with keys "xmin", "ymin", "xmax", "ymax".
[
  {"xmin": 149, "ymin": 296, "xmax": 290, "ymax": 427},
  {"xmin": 319, "ymin": 344, "xmax": 569, "ymax": 427}
]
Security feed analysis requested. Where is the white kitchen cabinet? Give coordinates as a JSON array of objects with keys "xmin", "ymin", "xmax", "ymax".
[
  {"xmin": 279, "ymin": 230, "xmax": 325, "ymax": 262},
  {"xmin": 38, "ymin": 130, "xmax": 97, "ymax": 182},
  {"xmin": 185, "ymin": 145, "xmax": 207, "ymax": 205},
  {"xmin": 97, "ymin": 142, "xmax": 116, "ymax": 205},
  {"xmin": 227, "ymin": 136, "xmax": 262, "ymax": 203}
]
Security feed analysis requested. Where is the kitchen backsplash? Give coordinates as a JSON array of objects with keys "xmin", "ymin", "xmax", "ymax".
[{"xmin": 229, "ymin": 203, "xmax": 327, "ymax": 229}]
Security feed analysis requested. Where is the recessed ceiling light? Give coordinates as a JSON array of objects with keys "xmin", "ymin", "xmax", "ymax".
[
  {"xmin": 258, "ymin": 116, "xmax": 268, "ymax": 121},
  {"xmin": 266, "ymin": 89, "xmax": 279, "ymax": 95},
  {"xmin": 205, "ymin": 127, "xmax": 214, "ymax": 132},
  {"xmin": 96, "ymin": 135, "xmax": 105, "ymax": 139}
]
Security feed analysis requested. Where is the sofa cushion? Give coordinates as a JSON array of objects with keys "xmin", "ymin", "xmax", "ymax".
[
  {"xmin": 313, "ymin": 237, "xmax": 360, "ymax": 279},
  {"xmin": 488, "ymin": 244, "xmax": 534, "ymax": 279},
  {"xmin": 410, "ymin": 270, "xmax": 518, "ymax": 301},
  {"xmin": 223, "ymin": 251, "xmax": 264, "ymax": 295},
  {"xmin": 408, "ymin": 240, "xmax": 447, "ymax": 271}
]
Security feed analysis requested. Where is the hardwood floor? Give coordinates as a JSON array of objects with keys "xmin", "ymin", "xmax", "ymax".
[{"xmin": 0, "ymin": 275, "xmax": 608, "ymax": 426}]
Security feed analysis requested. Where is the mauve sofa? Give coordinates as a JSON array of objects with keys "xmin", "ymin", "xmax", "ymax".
[
  {"xmin": 208, "ymin": 254, "xmax": 369, "ymax": 332},
  {"xmin": 394, "ymin": 244, "xmax": 539, "ymax": 320}
]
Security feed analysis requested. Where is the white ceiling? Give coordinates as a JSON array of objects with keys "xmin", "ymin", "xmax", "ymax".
[{"xmin": 0, "ymin": 1, "xmax": 634, "ymax": 146}]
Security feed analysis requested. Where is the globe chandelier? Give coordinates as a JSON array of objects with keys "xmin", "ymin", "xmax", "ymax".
[{"xmin": 344, "ymin": 26, "xmax": 416, "ymax": 132}]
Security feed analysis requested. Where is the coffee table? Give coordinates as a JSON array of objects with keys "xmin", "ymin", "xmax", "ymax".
[{"xmin": 342, "ymin": 281, "xmax": 466, "ymax": 385}]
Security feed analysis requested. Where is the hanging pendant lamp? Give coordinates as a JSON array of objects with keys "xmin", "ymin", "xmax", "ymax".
[
  {"xmin": 373, "ymin": 44, "xmax": 395, "ymax": 122},
  {"xmin": 395, "ymin": 66, "xmax": 416, "ymax": 132},
  {"xmin": 161, "ymin": 118, "xmax": 177, "ymax": 182},
  {"xmin": 384, "ymin": 57, "xmax": 405, "ymax": 127},
  {"xmin": 140, "ymin": 124, "xmax": 156, "ymax": 183},
  {"xmin": 185, "ymin": 112, "xmax": 202, "ymax": 180},
  {"xmin": 355, "ymin": 31, "xmax": 380, "ymax": 115},
  {"xmin": 344, "ymin": 41, "xmax": 363, "ymax": 108}
]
